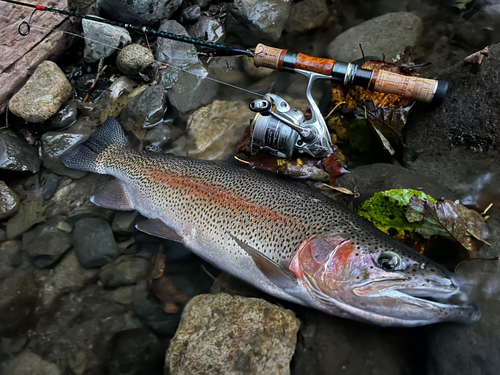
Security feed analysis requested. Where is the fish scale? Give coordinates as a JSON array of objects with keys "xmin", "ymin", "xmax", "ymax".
[{"xmin": 61, "ymin": 117, "xmax": 480, "ymax": 326}]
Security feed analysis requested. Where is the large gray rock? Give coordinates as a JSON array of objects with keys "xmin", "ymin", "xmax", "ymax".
[
  {"xmin": 0, "ymin": 240, "xmax": 23, "ymax": 283},
  {"xmin": 156, "ymin": 21, "xmax": 219, "ymax": 115},
  {"xmin": 73, "ymin": 218, "xmax": 117, "ymax": 268},
  {"xmin": 336, "ymin": 163, "xmax": 455, "ymax": 208},
  {"xmin": 327, "ymin": 12, "xmax": 422, "ymax": 62},
  {"xmin": 34, "ymin": 251, "xmax": 96, "ymax": 309},
  {"xmin": 227, "ymin": 0, "xmax": 292, "ymax": 46},
  {"xmin": 9, "ymin": 61, "xmax": 72, "ymax": 123},
  {"xmin": 0, "ymin": 271, "xmax": 38, "ymax": 334},
  {"xmin": 2, "ymin": 350, "xmax": 61, "ymax": 375},
  {"xmin": 453, "ymin": 3, "xmax": 500, "ymax": 51},
  {"xmin": 0, "ymin": 180, "xmax": 20, "ymax": 220},
  {"xmin": 187, "ymin": 100, "xmax": 253, "ymax": 160},
  {"xmin": 0, "ymin": 130, "xmax": 41, "ymax": 172},
  {"xmin": 165, "ymin": 293, "xmax": 300, "ymax": 375},
  {"xmin": 116, "ymin": 44, "xmax": 155, "ymax": 77},
  {"xmin": 188, "ymin": 16, "xmax": 225, "ymax": 44},
  {"xmin": 22, "ymin": 217, "xmax": 73, "ymax": 268},
  {"xmin": 284, "ymin": 0, "xmax": 329, "ymax": 33},
  {"xmin": 82, "ymin": 17, "xmax": 131, "ymax": 63},
  {"xmin": 426, "ymin": 214, "xmax": 500, "ymax": 375},
  {"xmin": 98, "ymin": 256, "xmax": 150, "ymax": 287},
  {"xmin": 97, "ymin": 0, "xmax": 183, "ymax": 26},
  {"xmin": 41, "ymin": 132, "xmax": 89, "ymax": 178},
  {"xmin": 403, "ymin": 42, "xmax": 500, "ymax": 202},
  {"xmin": 118, "ymin": 84, "xmax": 167, "ymax": 128}
]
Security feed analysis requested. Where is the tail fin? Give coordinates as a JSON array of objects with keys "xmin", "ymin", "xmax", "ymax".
[{"xmin": 61, "ymin": 117, "xmax": 129, "ymax": 173}]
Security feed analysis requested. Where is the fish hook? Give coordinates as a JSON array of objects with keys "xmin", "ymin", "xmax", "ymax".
[{"xmin": 17, "ymin": 8, "xmax": 37, "ymax": 36}]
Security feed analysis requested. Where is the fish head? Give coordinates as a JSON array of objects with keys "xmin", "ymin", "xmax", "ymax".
[{"xmin": 288, "ymin": 233, "xmax": 480, "ymax": 326}]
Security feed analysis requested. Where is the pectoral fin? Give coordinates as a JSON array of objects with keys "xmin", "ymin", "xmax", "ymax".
[
  {"xmin": 91, "ymin": 179, "xmax": 133, "ymax": 211},
  {"xmin": 228, "ymin": 233, "xmax": 299, "ymax": 290},
  {"xmin": 136, "ymin": 219, "xmax": 184, "ymax": 243}
]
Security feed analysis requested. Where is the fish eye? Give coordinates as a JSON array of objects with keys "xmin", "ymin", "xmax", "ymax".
[{"xmin": 376, "ymin": 252, "xmax": 404, "ymax": 271}]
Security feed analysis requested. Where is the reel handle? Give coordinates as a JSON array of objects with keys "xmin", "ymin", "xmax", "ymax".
[{"xmin": 253, "ymin": 43, "xmax": 448, "ymax": 105}]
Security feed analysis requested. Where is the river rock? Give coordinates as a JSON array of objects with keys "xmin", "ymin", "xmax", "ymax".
[
  {"xmin": 0, "ymin": 240, "xmax": 23, "ymax": 283},
  {"xmin": 180, "ymin": 5, "xmax": 201, "ymax": 25},
  {"xmin": 98, "ymin": 256, "xmax": 150, "ymax": 287},
  {"xmin": 188, "ymin": 16, "xmax": 225, "ymax": 44},
  {"xmin": 2, "ymin": 350, "xmax": 61, "ymax": 375},
  {"xmin": 166, "ymin": 293, "xmax": 300, "ymax": 375},
  {"xmin": 426, "ymin": 214, "xmax": 500, "ymax": 375},
  {"xmin": 0, "ymin": 131, "xmax": 40, "ymax": 173},
  {"xmin": 108, "ymin": 76, "xmax": 139, "ymax": 102},
  {"xmin": 284, "ymin": 0, "xmax": 329, "ymax": 33},
  {"xmin": 336, "ymin": 163, "xmax": 455, "ymax": 208},
  {"xmin": 156, "ymin": 20, "xmax": 219, "ymax": 115},
  {"xmin": 143, "ymin": 122, "xmax": 174, "ymax": 151},
  {"xmin": 34, "ymin": 251, "xmax": 96, "ymax": 309},
  {"xmin": 452, "ymin": 3, "xmax": 500, "ymax": 51},
  {"xmin": 22, "ymin": 217, "xmax": 73, "ymax": 268},
  {"xmin": 187, "ymin": 100, "xmax": 253, "ymax": 160},
  {"xmin": 41, "ymin": 131, "xmax": 89, "ymax": 178},
  {"xmin": 0, "ymin": 181, "xmax": 20, "ymax": 220},
  {"xmin": 0, "ymin": 271, "xmax": 38, "ymax": 335},
  {"xmin": 326, "ymin": 12, "xmax": 422, "ymax": 62},
  {"xmin": 226, "ymin": 0, "xmax": 292, "ymax": 46},
  {"xmin": 107, "ymin": 328, "xmax": 164, "ymax": 375},
  {"xmin": 9, "ymin": 61, "xmax": 72, "ymax": 123},
  {"xmin": 6, "ymin": 200, "xmax": 47, "ymax": 240},
  {"xmin": 97, "ymin": 0, "xmax": 183, "ymax": 26},
  {"xmin": 402, "ymin": 42, "xmax": 500, "ymax": 200},
  {"xmin": 112, "ymin": 211, "xmax": 140, "ymax": 234},
  {"xmin": 49, "ymin": 100, "xmax": 78, "ymax": 130},
  {"xmin": 82, "ymin": 17, "xmax": 131, "ymax": 63},
  {"xmin": 118, "ymin": 84, "xmax": 167, "ymax": 128},
  {"xmin": 73, "ymin": 218, "xmax": 117, "ymax": 268},
  {"xmin": 116, "ymin": 44, "xmax": 155, "ymax": 77},
  {"xmin": 42, "ymin": 174, "xmax": 60, "ymax": 201}
]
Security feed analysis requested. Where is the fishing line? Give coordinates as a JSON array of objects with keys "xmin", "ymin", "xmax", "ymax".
[{"xmin": 0, "ymin": 12, "xmax": 264, "ymax": 98}]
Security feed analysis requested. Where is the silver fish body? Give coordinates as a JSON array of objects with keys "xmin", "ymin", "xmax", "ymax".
[{"xmin": 62, "ymin": 117, "xmax": 480, "ymax": 327}]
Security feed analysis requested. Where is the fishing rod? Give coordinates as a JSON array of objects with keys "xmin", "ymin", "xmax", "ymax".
[{"xmin": 3, "ymin": 0, "xmax": 448, "ymax": 159}]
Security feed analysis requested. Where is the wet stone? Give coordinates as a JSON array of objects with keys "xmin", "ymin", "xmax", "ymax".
[
  {"xmin": 2, "ymin": 350, "xmax": 61, "ymax": 375},
  {"xmin": 180, "ymin": 5, "xmax": 201, "ymax": 25},
  {"xmin": 193, "ymin": 0, "xmax": 211, "ymax": 10},
  {"xmin": 9, "ymin": 61, "xmax": 72, "ymax": 123},
  {"xmin": 33, "ymin": 251, "xmax": 96, "ymax": 309},
  {"xmin": 41, "ymin": 131, "xmax": 88, "ymax": 178},
  {"xmin": 403, "ymin": 42, "xmax": 500, "ymax": 198},
  {"xmin": 0, "ymin": 271, "xmax": 38, "ymax": 335},
  {"xmin": 165, "ymin": 293, "xmax": 300, "ymax": 375},
  {"xmin": 156, "ymin": 20, "xmax": 219, "ymax": 115},
  {"xmin": 116, "ymin": 44, "xmax": 155, "ymax": 77},
  {"xmin": 143, "ymin": 122, "xmax": 174, "ymax": 151},
  {"xmin": 0, "ymin": 180, "xmax": 20, "ymax": 220},
  {"xmin": 82, "ymin": 17, "xmax": 131, "ymax": 63},
  {"xmin": 326, "ymin": 12, "xmax": 422, "ymax": 62},
  {"xmin": 188, "ymin": 100, "xmax": 253, "ymax": 160},
  {"xmin": 336, "ymin": 163, "xmax": 456, "ymax": 208},
  {"xmin": 42, "ymin": 174, "xmax": 60, "ymax": 201},
  {"xmin": 112, "ymin": 211, "xmax": 140, "ymax": 234},
  {"xmin": 226, "ymin": 0, "xmax": 292, "ymax": 46},
  {"xmin": 22, "ymin": 217, "xmax": 73, "ymax": 268},
  {"xmin": 0, "ymin": 240, "xmax": 23, "ymax": 283},
  {"xmin": 98, "ymin": 256, "xmax": 150, "ymax": 287},
  {"xmin": 188, "ymin": 16, "xmax": 225, "ymax": 44},
  {"xmin": 6, "ymin": 200, "xmax": 47, "ymax": 240},
  {"xmin": 73, "ymin": 218, "xmax": 117, "ymax": 268},
  {"xmin": 285, "ymin": 0, "xmax": 329, "ymax": 33},
  {"xmin": 0, "ymin": 130, "xmax": 41, "ymax": 172},
  {"xmin": 97, "ymin": 0, "xmax": 183, "ymax": 26},
  {"xmin": 108, "ymin": 76, "xmax": 139, "ymax": 103},
  {"xmin": 107, "ymin": 328, "xmax": 164, "ymax": 375},
  {"xmin": 118, "ymin": 84, "xmax": 167, "ymax": 129},
  {"xmin": 49, "ymin": 100, "xmax": 78, "ymax": 130}
]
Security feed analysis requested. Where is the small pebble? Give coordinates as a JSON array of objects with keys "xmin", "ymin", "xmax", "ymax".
[
  {"xmin": 42, "ymin": 174, "xmax": 60, "ymax": 200},
  {"xmin": 180, "ymin": 5, "xmax": 201, "ymax": 25}
]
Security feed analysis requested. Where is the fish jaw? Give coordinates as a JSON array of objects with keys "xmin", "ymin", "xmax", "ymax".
[{"xmin": 288, "ymin": 234, "xmax": 481, "ymax": 327}]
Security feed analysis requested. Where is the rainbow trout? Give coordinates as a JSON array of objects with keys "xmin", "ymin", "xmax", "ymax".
[{"xmin": 62, "ymin": 117, "xmax": 479, "ymax": 327}]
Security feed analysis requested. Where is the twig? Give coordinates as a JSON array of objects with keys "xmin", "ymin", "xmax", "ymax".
[
  {"xmin": 325, "ymin": 101, "xmax": 346, "ymax": 120},
  {"xmin": 359, "ymin": 43, "xmax": 365, "ymax": 61},
  {"xmin": 83, "ymin": 58, "xmax": 107, "ymax": 102},
  {"xmin": 201, "ymin": 264, "xmax": 217, "ymax": 281}
]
